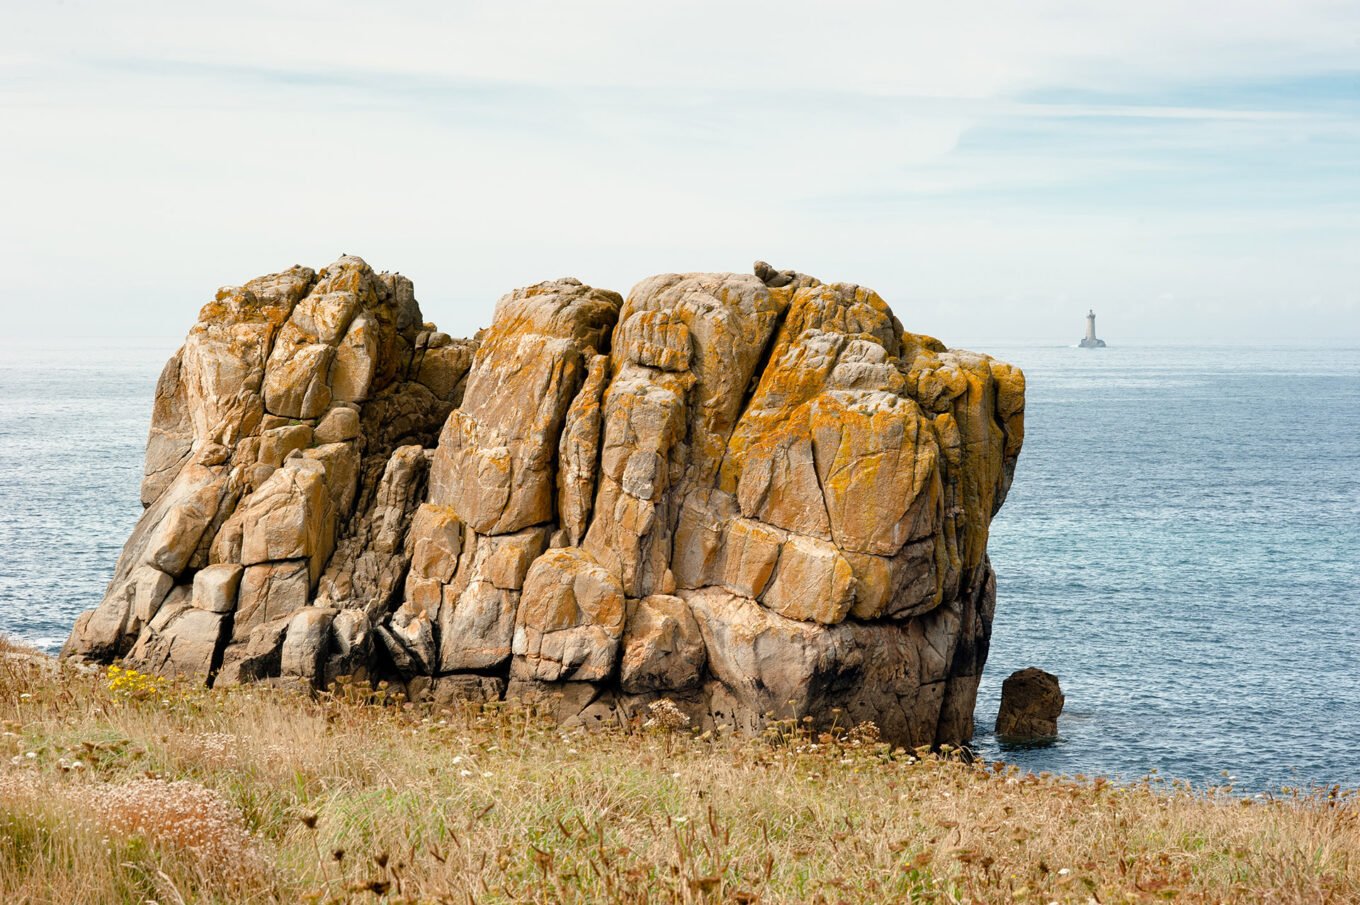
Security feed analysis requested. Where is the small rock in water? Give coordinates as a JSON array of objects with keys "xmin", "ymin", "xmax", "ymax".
[{"xmin": 996, "ymin": 667, "xmax": 1064, "ymax": 740}]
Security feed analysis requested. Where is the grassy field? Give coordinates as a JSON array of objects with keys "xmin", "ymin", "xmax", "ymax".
[{"xmin": 2, "ymin": 635, "xmax": 1357, "ymax": 904}]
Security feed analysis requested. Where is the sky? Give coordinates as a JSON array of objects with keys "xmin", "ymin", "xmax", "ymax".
[{"xmin": 2, "ymin": 1, "xmax": 1357, "ymax": 347}]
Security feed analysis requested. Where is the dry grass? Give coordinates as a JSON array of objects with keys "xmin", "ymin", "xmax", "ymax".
[{"xmin": 2, "ymin": 636, "xmax": 1357, "ymax": 904}]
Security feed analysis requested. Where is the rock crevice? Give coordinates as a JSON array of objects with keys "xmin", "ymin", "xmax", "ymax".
[{"xmin": 64, "ymin": 257, "xmax": 1024, "ymax": 748}]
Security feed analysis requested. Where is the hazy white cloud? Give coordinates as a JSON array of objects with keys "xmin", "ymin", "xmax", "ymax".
[{"xmin": 1, "ymin": 1, "xmax": 1356, "ymax": 345}]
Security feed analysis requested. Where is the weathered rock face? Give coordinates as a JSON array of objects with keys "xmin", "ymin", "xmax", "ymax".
[{"xmin": 64, "ymin": 257, "xmax": 1024, "ymax": 749}]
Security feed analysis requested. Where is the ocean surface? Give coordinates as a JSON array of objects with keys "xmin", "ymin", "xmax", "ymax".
[{"xmin": 1, "ymin": 341, "xmax": 1357, "ymax": 792}]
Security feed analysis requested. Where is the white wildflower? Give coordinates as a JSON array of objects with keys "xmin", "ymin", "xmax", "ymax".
[
  {"xmin": 90, "ymin": 778, "xmax": 263, "ymax": 881},
  {"xmin": 646, "ymin": 699, "xmax": 690, "ymax": 732}
]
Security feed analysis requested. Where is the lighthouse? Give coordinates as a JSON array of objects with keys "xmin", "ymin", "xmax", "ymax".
[{"xmin": 1079, "ymin": 309, "xmax": 1106, "ymax": 348}]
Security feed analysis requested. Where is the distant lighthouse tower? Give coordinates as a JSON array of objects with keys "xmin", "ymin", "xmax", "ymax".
[{"xmin": 1079, "ymin": 309, "xmax": 1106, "ymax": 348}]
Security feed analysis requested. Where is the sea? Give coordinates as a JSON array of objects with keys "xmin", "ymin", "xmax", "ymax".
[{"xmin": 1, "ymin": 340, "xmax": 1357, "ymax": 793}]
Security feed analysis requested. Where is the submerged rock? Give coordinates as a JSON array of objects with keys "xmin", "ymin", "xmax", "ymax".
[
  {"xmin": 64, "ymin": 256, "xmax": 1025, "ymax": 749},
  {"xmin": 996, "ymin": 667, "xmax": 1064, "ymax": 740}
]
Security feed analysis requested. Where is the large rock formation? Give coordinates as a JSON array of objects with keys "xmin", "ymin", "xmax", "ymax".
[{"xmin": 64, "ymin": 257, "xmax": 1024, "ymax": 749}]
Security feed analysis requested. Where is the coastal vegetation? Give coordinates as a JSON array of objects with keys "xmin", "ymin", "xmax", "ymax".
[{"xmin": 2, "ymin": 637, "xmax": 1356, "ymax": 904}]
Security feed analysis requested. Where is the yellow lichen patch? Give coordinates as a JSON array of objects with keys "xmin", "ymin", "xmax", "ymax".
[{"xmin": 810, "ymin": 391, "xmax": 940, "ymax": 556}]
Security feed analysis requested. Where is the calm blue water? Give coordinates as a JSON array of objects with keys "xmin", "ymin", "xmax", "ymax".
[
  {"xmin": 1, "ymin": 341, "xmax": 1357, "ymax": 791},
  {"xmin": 0, "ymin": 342, "xmax": 168, "ymax": 650},
  {"xmin": 973, "ymin": 345, "xmax": 1360, "ymax": 792}
]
